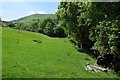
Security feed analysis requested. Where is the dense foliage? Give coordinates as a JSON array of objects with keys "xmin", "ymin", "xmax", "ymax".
[
  {"xmin": 56, "ymin": 2, "xmax": 120, "ymax": 72},
  {"xmin": 56, "ymin": 2, "xmax": 93, "ymax": 50}
]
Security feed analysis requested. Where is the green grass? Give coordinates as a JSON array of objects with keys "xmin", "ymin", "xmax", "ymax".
[{"xmin": 2, "ymin": 27, "xmax": 118, "ymax": 78}]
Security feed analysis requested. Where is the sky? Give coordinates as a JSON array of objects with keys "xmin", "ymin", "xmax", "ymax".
[{"xmin": 0, "ymin": 2, "xmax": 60, "ymax": 21}]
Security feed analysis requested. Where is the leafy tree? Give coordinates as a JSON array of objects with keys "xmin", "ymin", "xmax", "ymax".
[
  {"xmin": 56, "ymin": 2, "xmax": 92, "ymax": 50},
  {"xmin": 54, "ymin": 26, "xmax": 66, "ymax": 37},
  {"xmin": 38, "ymin": 19, "xmax": 47, "ymax": 33},
  {"xmin": 44, "ymin": 22, "xmax": 54, "ymax": 36},
  {"xmin": 89, "ymin": 2, "xmax": 120, "ymax": 54},
  {"xmin": 8, "ymin": 22, "xmax": 15, "ymax": 28},
  {"xmin": 29, "ymin": 21, "xmax": 39, "ymax": 32},
  {"xmin": 37, "ymin": 18, "xmax": 55, "ymax": 34},
  {"xmin": 15, "ymin": 23, "xmax": 29, "ymax": 30},
  {"xmin": 88, "ymin": 2, "xmax": 120, "ymax": 70}
]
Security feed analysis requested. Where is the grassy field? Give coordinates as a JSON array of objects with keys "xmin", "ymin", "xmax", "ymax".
[{"xmin": 2, "ymin": 27, "xmax": 118, "ymax": 78}]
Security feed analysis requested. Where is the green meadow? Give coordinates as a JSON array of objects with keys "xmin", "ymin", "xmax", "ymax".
[{"xmin": 2, "ymin": 27, "xmax": 118, "ymax": 78}]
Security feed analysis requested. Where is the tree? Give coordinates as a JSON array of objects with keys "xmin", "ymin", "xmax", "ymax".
[
  {"xmin": 56, "ymin": 2, "xmax": 92, "ymax": 50},
  {"xmin": 44, "ymin": 22, "xmax": 54, "ymax": 36},
  {"xmin": 37, "ymin": 18, "xmax": 55, "ymax": 34},
  {"xmin": 89, "ymin": 2, "xmax": 120, "ymax": 55},
  {"xmin": 88, "ymin": 2, "xmax": 120, "ymax": 70},
  {"xmin": 54, "ymin": 26, "xmax": 66, "ymax": 37},
  {"xmin": 8, "ymin": 22, "xmax": 15, "ymax": 28},
  {"xmin": 38, "ymin": 19, "xmax": 47, "ymax": 33},
  {"xmin": 29, "ymin": 21, "xmax": 39, "ymax": 32}
]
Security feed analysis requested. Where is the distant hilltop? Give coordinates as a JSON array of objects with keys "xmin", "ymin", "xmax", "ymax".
[{"xmin": 12, "ymin": 14, "xmax": 56, "ymax": 23}]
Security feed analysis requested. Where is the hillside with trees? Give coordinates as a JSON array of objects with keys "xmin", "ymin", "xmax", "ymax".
[
  {"xmin": 7, "ymin": 14, "xmax": 66, "ymax": 37},
  {"xmin": 12, "ymin": 14, "xmax": 56, "ymax": 23}
]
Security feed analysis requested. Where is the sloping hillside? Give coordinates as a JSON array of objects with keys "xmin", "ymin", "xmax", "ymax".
[
  {"xmin": 12, "ymin": 14, "xmax": 55, "ymax": 23},
  {"xmin": 2, "ymin": 27, "xmax": 117, "ymax": 78}
]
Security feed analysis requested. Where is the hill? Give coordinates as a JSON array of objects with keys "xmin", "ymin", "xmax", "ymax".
[
  {"xmin": 12, "ymin": 14, "xmax": 56, "ymax": 23},
  {"xmin": 2, "ymin": 27, "xmax": 118, "ymax": 78}
]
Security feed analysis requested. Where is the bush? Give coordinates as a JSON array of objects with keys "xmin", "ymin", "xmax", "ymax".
[
  {"xmin": 8, "ymin": 22, "xmax": 15, "ymax": 28},
  {"xmin": 54, "ymin": 27, "xmax": 67, "ymax": 37}
]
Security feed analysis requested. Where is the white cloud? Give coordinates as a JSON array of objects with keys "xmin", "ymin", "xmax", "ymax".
[
  {"xmin": 37, "ymin": 11, "xmax": 46, "ymax": 14},
  {"xmin": 28, "ymin": 11, "xmax": 35, "ymax": 15},
  {"xmin": 28, "ymin": 11, "xmax": 47, "ymax": 15}
]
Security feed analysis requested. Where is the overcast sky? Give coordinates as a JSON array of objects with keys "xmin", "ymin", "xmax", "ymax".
[{"xmin": 0, "ymin": 2, "xmax": 59, "ymax": 21}]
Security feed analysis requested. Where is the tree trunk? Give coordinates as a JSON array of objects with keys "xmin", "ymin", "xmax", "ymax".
[
  {"xmin": 78, "ymin": 40, "xmax": 83, "ymax": 49},
  {"xmin": 80, "ymin": 43, "xmax": 83, "ymax": 49}
]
